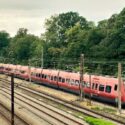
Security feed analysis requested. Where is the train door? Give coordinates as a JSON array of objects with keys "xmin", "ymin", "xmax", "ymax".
[
  {"xmin": 68, "ymin": 73, "xmax": 80, "ymax": 91},
  {"xmin": 58, "ymin": 71, "xmax": 70, "ymax": 89},
  {"xmin": 49, "ymin": 70, "xmax": 58, "ymax": 86}
]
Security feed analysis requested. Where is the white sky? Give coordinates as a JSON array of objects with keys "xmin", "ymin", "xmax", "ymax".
[{"xmin": 0, "ymin": 0, "xmax": 125, "ymax": 36}]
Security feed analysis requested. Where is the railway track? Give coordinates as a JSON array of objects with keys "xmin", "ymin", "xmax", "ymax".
[
  {"xmin": 0, "ymin": 80, "xmax": 88, "ymax": 125},
  {"xmin": 0, "ymin": 111, "xmax": 10, "ymax": 125},
  {"xmin": 0, "ymin": 104, "xmax": 10, "ymax": 125},
  {"xmin": 0, "ymin": 77, "xmax": 125, "ymax": 125},
  {"xmin": 0, "ymin": 103, "xmax": 29, "ymax": 125}
]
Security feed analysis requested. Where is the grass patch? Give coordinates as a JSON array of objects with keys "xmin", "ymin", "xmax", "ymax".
[
  {"xmin": 85, "ymin": 116, "xmax": 116, "ymax": 125},
  {"xmin": 91, "ymin": 106, "xmax": 116, "ymax": 114},
  {"xmin": 102, "ymin": 107, "xmax": 116, "ymax": 113}
]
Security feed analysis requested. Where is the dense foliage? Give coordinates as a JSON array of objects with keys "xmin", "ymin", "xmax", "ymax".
[{"xmin": 1, "ymin": 9, "xmax": 125, "ymax": 75}]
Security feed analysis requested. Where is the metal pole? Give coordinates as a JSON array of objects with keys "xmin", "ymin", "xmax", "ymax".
[
  {"xmin": 29, "ymin": 66, "xmax": 31, "ymax": 83},
  {"xmin": 118, "ymin": 62, "xmax": 122, "ymax": 114},
  {"xmin": 41, "ymin": 47, "xmax": 43, "ymax": 69},
  {"xmin": 88, "ymin": 74, "xmax": 92, "ymax": 105},
  {"xmin": 11, "ymin": 73, "xmax": 14, "ymax": 125},
  {"xmin": 79, "ymin": 54, "xmax": 84, "ymax": 101},
  {"xmin": 28, "ymin": 60, "xmax": 31, "ymax": 83}
]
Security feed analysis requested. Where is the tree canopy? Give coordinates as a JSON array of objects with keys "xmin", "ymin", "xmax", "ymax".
[{"xmin": 1, "ymin": 9, "xmax": 125, "ymax": 75}]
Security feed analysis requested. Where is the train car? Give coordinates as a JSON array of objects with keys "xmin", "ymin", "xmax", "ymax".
[
  {"xmin": 0, "ymin": 63, "xmax": 4, "ymax": 74},
  {"xmin": 82, "ymin": 75, "xmax": 125, "ymax": 104},
  {"xmin": 1, "ymin": 63, "xmax": 125, "ymax": 105}
]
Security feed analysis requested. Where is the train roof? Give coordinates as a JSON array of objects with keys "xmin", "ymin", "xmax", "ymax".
[
  {"xmin": 91, "ymin": 75, "xmax": 118, "ymax": 85},
  {"xmin": 1, "ymin": 64, "xmax": 122, "ymax": 85},
  {"xmin": 20, "ymin": 66, "xmax": 29, "ymax": 70},
  {"xmin": 42, "ymin": 69, "xmax": 52, "ymax": 75},
  {"xmin": 59, "ymin": 71, "xmax": 71, "ymax": 78},
  {"xmin": 50, "ymin": 70, "xmax": 59, "ymax": 75},
  {"xmin": 35, "ymin": 68, "xmax": 42, "ymax": 73},
  {"xmin": 16, "ymin": 65, "xmax": 22, "ymax": 69}
]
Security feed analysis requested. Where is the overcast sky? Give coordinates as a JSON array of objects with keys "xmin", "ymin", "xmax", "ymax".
[{"xmin": 0, "ymin": 0, "xmax": 125, "ymax": 36}]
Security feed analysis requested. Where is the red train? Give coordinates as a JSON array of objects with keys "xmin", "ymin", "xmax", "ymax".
[{"xmin": 0, "ymin": 63, "xmax": 125, "ymax": 105}]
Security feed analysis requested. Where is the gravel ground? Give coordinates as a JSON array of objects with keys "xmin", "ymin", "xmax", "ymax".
[{"xmin": 0, "ymin": 114, "xmax": 10, "ymax": 125}]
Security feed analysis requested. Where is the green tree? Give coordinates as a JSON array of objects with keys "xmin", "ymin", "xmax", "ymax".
[
  {"xmin": 0, "ymin": 31, "xmax": 10, "ymax": 57},
  {"xmin": 45, "ymin": 12, "xmax": 89, "ymax": 47},
  {"xmin": 9, "ymin": 29, "xmax": 42, "ymax": 65}
]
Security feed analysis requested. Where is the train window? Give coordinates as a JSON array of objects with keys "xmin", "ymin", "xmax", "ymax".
[
  {"xmin": 105, "ymin": 85, "xmax": 111, "ymax": 93},
  {"xmin": 44, "ymin": 74, "xmax": 46, "ymax": 78},
  {"xmin": 51, "ymin": 76, "xmax": 53, "ymax": 80},
  {"xmin": 82, "ymin": 81, "xmax": 85, "ymax": 87},
  {"xmin": 99, "ymin": 85, "xmax": 104, "ymax": 91},
  {"xmin": 86, "ymin": 82, "xmax": 90, "ymax": 88},
  {"xmin": 95, "ymin": 84, "xmax": 98, "ymax": 90},
  {"xmin": 21, "ymin": 71, "xmax": 25, "ymax": 74},
  {"xmin": 41, "ymin": 74, "xmax": 44, "ymax": 78},
  {"xmin": 9, "ymin": 68, "xmax": 11, "ymax": 71},
  {"xmin": 75, "ymin": 80, "xmax": 79, "ymax": 86},
  {"xmin": 82, "ymin": 82, "xmax": 85, "ymax": 87},
  {"xmin": 70, "ymin": 79, "xmax": 75, "ymax": 85},
  {"xmin": 36, "ymin": 73, "xmax": 40, "ymax": 77},
  {"xmin": 31, "ymin": 72, "xmax": 33, "ymax": 76},
  {"xmin": 62, "ymin": 78, "xmax": 65, "ymax": 83},
  {"xmin": 37, "ymin": 74, "xmax": 39, "ymax": 77},
  {"xmin": 66, "ymin": 78, "xmax": 70, "ymax": 83},
  {"xmin": 44, "ymin": 74, "xmax": 47, "ymax": 79},
  {"xmin": 46, "ymin": 75, "xmax": 50, "ymax": 80},
  {"xmin": 39, "ymin": 74, "xmax": 41, "ymax": 77},
  {"xmin": 59, "ymin": 77, "xmax": 62, "ymax": 82},
  {"xmin": 7, "ymin": 68, "xmax": 9, "ymax": 71},
  {"xmin": 54, "ymin": 76, "xmax": 57, "ymax": 81},
  {"xmin": 92, "ymin": 83, "xmax": 95, "ymax": 89},
  {"xmin": 114, "ymin": 85, "xmax": 117, "ymax": 91}
]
